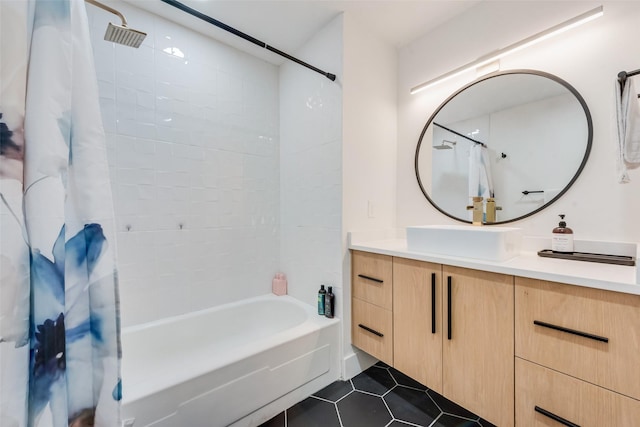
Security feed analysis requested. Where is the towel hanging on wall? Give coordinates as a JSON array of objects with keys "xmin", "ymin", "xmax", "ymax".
[{"xmin": 615, "ymin": 75, "xmax": 640, "ymax": 183}]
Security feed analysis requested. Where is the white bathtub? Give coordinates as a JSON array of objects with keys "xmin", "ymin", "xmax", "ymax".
[{"xmin": 121, "ymin": 294, "xmax": 341, "ymax": 427}]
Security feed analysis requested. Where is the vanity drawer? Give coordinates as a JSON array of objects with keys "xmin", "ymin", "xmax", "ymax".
[
  {"xmin": 515, "ymin": 277, "xmax": 640, "ymax": 400},
  {"xmin": 516, "ymin": 358, "xmax": 640, "ymax": 427},
  {"xmin": 352, "ymin": 297, "xmax": 393, "ymax": 365},
  {"xmin": 352, "ymin": 250, "xmax": 393, "ymax": 309}
]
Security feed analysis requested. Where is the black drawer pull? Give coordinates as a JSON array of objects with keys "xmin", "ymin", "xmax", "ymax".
[
  {"xmin": 358, "ymin": 274, "xmax": 383, "ymax": 284},
  {"xmin": 358, "ymin": 324, "xmax": 384, "ymax": 337},
  {"xmin": 447, "ymin": 276, "xmax": 452, "ymax": 340},
  {"xmin": 431, "ymin": 273, "xmax": 436, "ymax": 334},
  {"xmin": 535, "ymin": 406, "xmax": 580, "ymax": 427},
  {"xmin": 533, "ymin": 320, "xmax": 609, "ymax": 343}
]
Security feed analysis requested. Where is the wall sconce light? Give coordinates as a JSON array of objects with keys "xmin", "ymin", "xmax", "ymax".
[{"xmin": 410, "ymin": 5, "xmax": 603, "ymax": 95}]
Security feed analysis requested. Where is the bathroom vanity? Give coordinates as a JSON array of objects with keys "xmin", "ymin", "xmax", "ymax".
[{"xmin": 349, "ymin": 234, "xmax": 640, "ymax": 427}]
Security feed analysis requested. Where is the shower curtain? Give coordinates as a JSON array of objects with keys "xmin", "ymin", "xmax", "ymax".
[{"xmin": 1, "ymin": 0, "xmax": 121, "ymax": 426}]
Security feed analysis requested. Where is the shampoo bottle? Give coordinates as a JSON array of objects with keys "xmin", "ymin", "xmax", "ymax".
[
  {"xmin": 325, "ymin": 286, "xmax": 335, "ymax": 319},
  {"xmin": 317, "ymin": 285, "xmax": 326, "ymax": 315},
  {"xmin": 552, "ymin": 214, "xmax": 574, "ymax": 253}
]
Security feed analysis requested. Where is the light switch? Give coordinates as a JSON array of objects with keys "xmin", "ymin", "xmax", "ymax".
[{"xmin": 368, "ymin": 200, "xmax": 375, "ymax": 218}]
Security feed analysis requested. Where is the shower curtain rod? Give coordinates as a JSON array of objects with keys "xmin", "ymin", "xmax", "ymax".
[
  {"xmin": 159, "ymin": 0, "xmax": 336, "ymax": 82},
  {"xmin": 434, "ymin": 122, "xmax": 487, "ymax": 148},
  {"xmin": 617, "ymin": 68, "xmax": 640, "ymax": 98},
  {"xmin": 617, "ymin": 68, "xmax": 640, "ymax": 84}
]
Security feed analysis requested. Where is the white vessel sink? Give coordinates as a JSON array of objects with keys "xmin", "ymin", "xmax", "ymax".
[{"xmin": 406, "ymin": 225, "xmax": 522, "ymax": 262}]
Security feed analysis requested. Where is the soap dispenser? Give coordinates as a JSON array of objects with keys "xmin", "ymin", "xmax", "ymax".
[{"xmin": 552, "ymin": 214, "xmax": 574, "ymax": 253}]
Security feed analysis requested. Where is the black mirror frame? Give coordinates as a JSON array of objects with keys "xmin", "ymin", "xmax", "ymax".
[{"xmin": 414, "ymin": 69, "xmax": 593, "ymax": 225}]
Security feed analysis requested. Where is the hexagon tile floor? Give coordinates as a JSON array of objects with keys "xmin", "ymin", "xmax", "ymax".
[{"xmin": 258, "ymin": 362, "xmax": 497, "ymax": 427}]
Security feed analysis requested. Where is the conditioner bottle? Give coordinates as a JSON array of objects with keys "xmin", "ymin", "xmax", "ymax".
[{"xmin": 324, "ymin": 286, "xmax": 335, "ymax": 319}]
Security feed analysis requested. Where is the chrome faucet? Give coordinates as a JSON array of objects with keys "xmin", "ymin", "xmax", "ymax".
[{"xmin": 466, "ymin": 196, "xmax": 484, "ymax": 226}]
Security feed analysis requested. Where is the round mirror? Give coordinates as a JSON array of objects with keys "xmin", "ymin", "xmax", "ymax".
[{"xmin": 415, "ymin": 69, "xmax": 592, "ymax": 224}]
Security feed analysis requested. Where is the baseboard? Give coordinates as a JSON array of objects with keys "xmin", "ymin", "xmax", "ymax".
[{"xmin": 343, "ymin": 348, "xmax": 377, "ymax": 380}]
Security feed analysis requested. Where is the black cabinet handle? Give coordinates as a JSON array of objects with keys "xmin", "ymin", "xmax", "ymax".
[
  {"xmin": 533, "ymin": 320, "xmax": 609, "ymax": 343},
  {"xmin": 357, "ymin": 274, "xmax": 383, "ymax": 284},
  {"xmin": 358, "ymin": 324, "xmax": 384, "ymax": 337},
  {"xmin": 535, "ymin": 406, "xmax": 580, "ymax": 427},
  {"xmin": 447, "ymin": 276, "xmax": 452, "ymax": 340},
  {"xmin": 431, "ymin": 273, "xmax": 436, "ymax": 334}
]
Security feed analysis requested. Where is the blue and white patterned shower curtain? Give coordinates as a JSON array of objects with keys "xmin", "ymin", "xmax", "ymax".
[{"xmin": 0, "ymin": 0, "xmax": 121, "ymax": 426}]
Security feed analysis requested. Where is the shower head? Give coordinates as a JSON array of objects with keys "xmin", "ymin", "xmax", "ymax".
[
  {"xmin": 85, "ymin": 0, "xmax": 147, "ymax": 48},
  {"xmin": 433, "ymin": 140, "xmax": 456, "ymax": 150},
  {"xmin": 104, "ymin": 22, "xmax": 147, "ymax": 48}
]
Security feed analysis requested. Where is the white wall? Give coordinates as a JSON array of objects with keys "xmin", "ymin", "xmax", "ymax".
[
  {"xmin": 87, "ymin": 0, "xmax": 280, "ymax": 327},
  {"xmin": 398, "ymin": 1, "xmax": 640, "ymax": 242},
  {"xmin": 279, "ymin": 11, "xmax": 398, "ymax": 379},
  {"xmin": 279, "ymin": 16, "xmax": 343, "ymax": 312},
  {"xmin": 342, "ymin": 12, "xmax": 398, "ymax": 377}
]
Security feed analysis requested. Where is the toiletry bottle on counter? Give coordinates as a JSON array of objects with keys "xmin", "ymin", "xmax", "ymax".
[
  {"xmin": 317, "ymin": 285, "xmax": 326, "ymax": 315},
  {"xmin": 272, "ymin": 273, "xmax": 287, "ymax": 296},
  {"xmin": 552, "ymin": 214, "xmax": 574, "ymax": 253},
  {"xmin": 325, "ymin": 286, "xmax": 335, "ymax": 318}
]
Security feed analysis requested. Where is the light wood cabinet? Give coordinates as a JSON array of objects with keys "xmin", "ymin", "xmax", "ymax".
[
  {"xmin": 351, "ymin": 251, "xmax": 393, "ymax": 365},
  {"xmin": 392, "ymin": 258, "xmax": 442, "ymax": 393},
  {"xmin": 352, "ymin": 251, "xmax": 393, "ymax": 310},
  {"xmin": 352, "ymin": 298, "xmax": 393, "ymax": 365},
  {"xmin": 515, "ymin": 277, "xmax": 640, "ymax": 401},
  {"xmin": 442, "ymin": 265, "xmax": 514, "ymax": 427},
  {"xmin": 351, "ymin": 249, "xmax": 640, "ymax": 426},
  {"xmin": 516, "ymin": 358, "xmax": 640, "ymax": 427},
  {"xmin": 353, "ymin": 253, "xmax": 514, "ymax": 425},
  {"xmin": 515, "ymin": 277, "xmax": 640, "ymax": 425}
]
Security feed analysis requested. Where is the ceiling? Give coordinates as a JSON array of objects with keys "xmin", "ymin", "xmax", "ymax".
[{"xmin": 130, "ymin": 0, "xmax": 482, "ymax": 64}]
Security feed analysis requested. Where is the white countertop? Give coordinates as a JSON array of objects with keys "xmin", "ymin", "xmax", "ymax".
[{"xmin": 349, "ymin": 237, "xmax": 640, "ymax": 296}]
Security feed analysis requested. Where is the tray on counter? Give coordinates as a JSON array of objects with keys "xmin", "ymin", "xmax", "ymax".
[{"xmin": 537, "ymin": 249, "xmax": 636, "ymax": 266}]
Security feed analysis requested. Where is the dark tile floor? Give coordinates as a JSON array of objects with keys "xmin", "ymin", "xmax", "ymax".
[{"xmin": 259, "ymin": 362, "xmax": 497, "ymax": 427}]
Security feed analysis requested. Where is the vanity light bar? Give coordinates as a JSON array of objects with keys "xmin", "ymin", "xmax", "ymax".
[{"xmin": 410, "ymin": 5, "xmax": 604, "ymax": 95}]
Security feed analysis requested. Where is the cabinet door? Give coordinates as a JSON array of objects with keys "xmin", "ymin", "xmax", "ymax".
[
  {"xmin": 393, "ymin": 258, "xmax": 442, "ymax": 393},
  {"xmin": 352, "ymin": 251, "xmax": 393, "ymax": 309},
  {"xmin": 516, "ymin": 357, "xmax": 640, "ymax": 427},
  {"xmin": 352, "ymin": 298, "xmax": 394, "ymax": 365},
  {"xmin": 443, "ymin": 266, "xmax": 514, "ymax": 427},
  {"xmin": 515, "ymin": 277, "xmax": 640, "ymax": 400}
]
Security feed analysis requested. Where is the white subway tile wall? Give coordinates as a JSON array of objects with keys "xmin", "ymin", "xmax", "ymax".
[
  {"xmin": 87, "ymin": 1, "xmax": 280, "ymax": 326},
  {"xmin": 279, "ymin": 16, "xmax": 343, "ymax": 313}
]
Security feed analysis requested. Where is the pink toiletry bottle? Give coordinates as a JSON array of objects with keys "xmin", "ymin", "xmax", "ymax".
[{"xmin": 272, "ymin": 273, "xmax": 287, "ymax": 296}]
